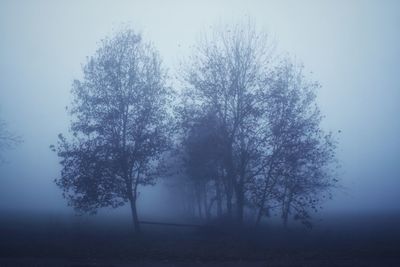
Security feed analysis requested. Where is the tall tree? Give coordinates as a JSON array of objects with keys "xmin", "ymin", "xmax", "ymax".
[
  {"xmin": 252, "ymin": 60, "xmax": 337, "ymax": 227},
  {"xmin": 180, "ymin": 23, "xmax": 337, "ymax": 226},
  {"xmin": 53, "ymin": 29, "xmax": 170, "ymax": 233},
  {"xmin": 181, "ymin": 23, "xmax": 273, "ymax": 222}
]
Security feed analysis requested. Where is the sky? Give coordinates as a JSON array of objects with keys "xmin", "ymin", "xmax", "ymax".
[{"xmin": 0, "ymin": 0, "xmax": 399, "ymax": 218}]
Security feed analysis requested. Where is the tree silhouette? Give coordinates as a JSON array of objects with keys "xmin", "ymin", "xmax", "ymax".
[
  {"xmin": 53, "ymin": 24, "xmax": 337, "ymax": 229},
  {"xmin": 53, "ymin": 29, "xmax": 171, "ymax": 233},
  {"xmin": 180, "ymin": 23, "xmax": 274, "ymax": 222},
  {"xmin": 251, "ymin": 60, "xmax": 337, "ymax": 227},
  {"xmin": 178, "ymin": 23, "xmax": 337, "ymax": 226}
]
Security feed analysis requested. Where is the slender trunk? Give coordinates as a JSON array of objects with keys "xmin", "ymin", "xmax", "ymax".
[
  {"xmin": 129, "ymin": 174, "xmax": 141, "ymax": 234},
  {"xmin": 224, "ymin": 140, "xmax": 235, "ymax": 219},
  {"xmin": 207, "ymin": 197, "xmax": 216, "ymax": 218},
  {"xmin": 198, "ymin": 201, "xmax": 203, "ymax": 218},
  {"xmin": 129, "ymin": 195, "xmax": 140, "ymax": 233},
  {"xmin": 225, "ymin": 169, "xmax": 234, "ymax": 218},
  {"xmin": 254, "ymin": 149, "xmax": 278, "ymax": 226},
  {"xmin": 191, "ymin": 191, "xmax": 196, "ymax": 216},
  {"xmin": 235, "ymin": 182, "xmax": 244, "ymax": 223},
  {"xmin": 203, "ymin": 184, "xmax": 209, "ymax": 220},
  {"xmin": 281, "ymin": 186, "xmax": 288, "ymax": 228},
  {"xmin": 255, "ymin": 175, "xmax": 273, "ymax": 226},
  {"xmin": 223, "ymin": 170, "xmax": 233, "ymax": 218},
  {"xmin": 196, "ymin": 186, "xmax": 203, "ymax": 218},
  {"xmin": 255, "ymin": 207, "xmax": 263, "ymax": 226},
  {"xmin": 226, "ymin": 190, "xmax": 233, "ymax": 217},
  {"xmin": 283, "ymin": 191, "xmax": 293, "ymax": 229},
  {"xmin": 282, "ymin": 205, "xmax": 289, "ymax": 229},
  {"xmin": 281, "ymin": 194, "xmax": 292, "ymax": 229},
  {"xmin": 216, "ymin": 179, "xmax": 222, "ymax": 217},
  {"xmin": 236, "ymin": 131, "xmax": 247, "ymax": 224},
  {"xmin": 281, "ymin": 178, "xmax": 293, "ymax": 229},
  {"xmin": 255, "ymin": 196, "xmax": 266, "ymax": 226}
]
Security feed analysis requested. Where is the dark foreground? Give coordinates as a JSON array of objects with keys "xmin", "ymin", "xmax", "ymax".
[{"xmin": 1, "ymin": 212, "xmax": 400, "ymax": 266}]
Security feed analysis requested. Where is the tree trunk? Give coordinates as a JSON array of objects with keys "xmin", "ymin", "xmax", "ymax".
[
  {"xmin": 225, "ymin": 170, "xmax": 234, "ymax": 218},
  {"xmin": 198, "ymin": 200, "xmax": 203, "ymax": 218},
  {"xmin": 196, "ymin": 187, "xmax": 203, "ymax": 218},
  {"xmin": 129, "ymin": 196, "xmax": 141, "ymax": 233},
  {"xmin": 224, "ymin": 141, "xmax": 235, "ymax": 219},
  {"xmin": 282, "ymin": 204, "xmax": 289, "ymax": 229},
  {"xmin": 226, "ymin": 190, "xmax": 233, "ymax": 217},
  {"xmin": 255, "ymin": 207, "xmax": 263, "ymax": 226},
  {"xmin": 235, "ymin": 183, "xmax": 244, "ymax": 224},
  {"xmin": 203, "ymin": 185, "xmax": 210, "ymax": 220},
  {"xmin": 255, "ymin": 175, "xmax": 272, "ymax": 227},
  {"xmin": 281, "ymin": 183, "xmax": 292, "ymax": 229},
  {"xmin": 216, "ymin": 179, "xmax": 223, "ymax": 217},
  {"xmin": 281, "ymin": 196, "xmax": 290, "ymax": 228}
]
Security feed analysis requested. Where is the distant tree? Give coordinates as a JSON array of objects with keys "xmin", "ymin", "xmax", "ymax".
[
  {"xmin": 0, "ymin": 116, "xmax": 21, "ymax": 162},
  {"xmin": 53, "ymin": 29, "xmax": 170, "ymax": 233},
  {"xmin": 251, "ymin": 60, "xmax": 337, "ymax": 228},
  {"xmin": 180, "ymin": 22, "xmax": 274, "ymax": 222},
  {"xmin": 179, "ymin": 23, "xmax": 337, "ymax": 227},
  {"xmin": 182, "ymin": 112, "xmax": 222, "ymax": 219}
]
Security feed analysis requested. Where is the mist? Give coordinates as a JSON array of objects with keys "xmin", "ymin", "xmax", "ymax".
[
  {"xmin": 0, "ymin": 1, "xmax": 399, "ymax": 266},
  {"xmin": 1, "ymin": 0, "xmax": 399, "ymax": 216}
]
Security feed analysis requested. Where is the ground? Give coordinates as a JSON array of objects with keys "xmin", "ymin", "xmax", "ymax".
[{"xmin": 1, "ymin": 212, "xmax": 399, "ymax": 266}]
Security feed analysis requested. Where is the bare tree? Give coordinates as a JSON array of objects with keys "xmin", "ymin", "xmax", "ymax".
[
  {"xmin": 179, "ymin": 23, "xmax": 337, "ymax": 227},
  {"xmin": 0, "ymin": 116, "xmax": 21, "ymax": 162},
  {"xmin": 181, "ymin": 22, "xmax": 274, "ymax": 223},
  {"xmin": 252, "ymin": 60, "xmax": 337, "ymax": 227},
  {"xmin": 53, "ymin": 29, "xmax": 171, "ymax": 233}
]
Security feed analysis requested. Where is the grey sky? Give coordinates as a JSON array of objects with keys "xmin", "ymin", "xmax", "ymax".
[{"xmin": 0, "ymin": 0, "xmax": 399, "ymax": 216}]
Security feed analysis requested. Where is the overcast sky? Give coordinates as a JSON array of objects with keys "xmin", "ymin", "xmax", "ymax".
[{"xmin": 0, "ymin": 0, "xmax": 399, "ymax": 217}]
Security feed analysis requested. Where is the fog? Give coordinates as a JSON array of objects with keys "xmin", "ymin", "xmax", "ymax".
[{"xmin": 0, "ymin": 0, "xmax": 399, "ymax": 222}]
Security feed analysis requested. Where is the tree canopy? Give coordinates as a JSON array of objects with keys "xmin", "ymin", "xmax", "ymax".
[
  {"xmin": 54, "ymin": 24, "xmax": 337, "ymax": 230},
  {"xmin": 174, "ymin": 24, "xmax": 337, "ymax": 227},
  {"xmin": 53, "ymin": 29, "xmax": 171, "ymax": 232}
]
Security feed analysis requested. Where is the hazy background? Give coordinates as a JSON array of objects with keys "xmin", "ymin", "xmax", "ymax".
[{"xmin": 0, "ymin": 0, "xmax": 399, "ymax": 221}]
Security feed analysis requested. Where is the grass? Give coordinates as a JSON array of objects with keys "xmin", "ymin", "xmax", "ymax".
[{"xmin": 1, "ymin": 211, "xmax": 400, "ymax": 266}]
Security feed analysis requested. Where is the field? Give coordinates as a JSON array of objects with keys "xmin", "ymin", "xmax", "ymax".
[{"xmin": 1, "ymin": 212, "xmax": 400, "ymax": 266}]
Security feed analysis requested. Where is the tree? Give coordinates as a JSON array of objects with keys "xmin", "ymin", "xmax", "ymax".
[
  {"xmin": 179, "ymin": 23, "xmax": 337, "ymax": 227},
  {"xmin": 182, "ymin": 112, "xmax": 222, "ymax": 219},
  {"xmin": 53, "ymin": 29, "xmax": 170, "ymax": 233},
  {"xmin": 251, "ymin": 60, "xmax": 337, "ymax": 227},
  {"xmin": 0, "ymin": 115, "xmax": 21, "ymax": 162},
  {"xmin": 180, "ymin": 22, "xmax": 273, "ymax": 222}
]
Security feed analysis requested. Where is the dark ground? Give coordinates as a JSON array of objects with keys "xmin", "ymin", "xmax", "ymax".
[{"xmin": 1, "ymin": 212, "xmax": 400, "ymax": 266}]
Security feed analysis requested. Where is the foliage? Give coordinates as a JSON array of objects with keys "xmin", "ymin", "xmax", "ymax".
[{"xmin": 53, "ymin": 29, "xmax": 170, "ymax": 231}]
